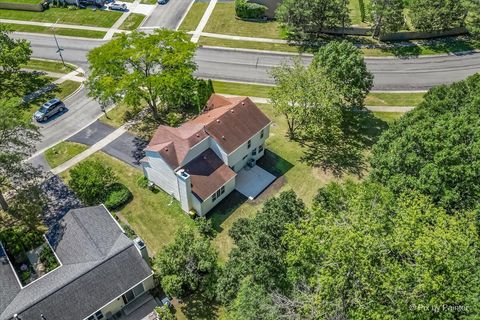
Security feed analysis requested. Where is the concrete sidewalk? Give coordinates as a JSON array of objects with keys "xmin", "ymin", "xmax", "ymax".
[
  {"xmin": 191, "ymin": 0, "xmax": 217, "ymax": 43},
  {"xmin": 197, "ymin": 32, "xmax": 288, "ymax": 44},
  {"xmin": 220, "ymin": 94, "xmax": 415, "ymax": 113},
  {"xmin": 0, "ymin": 19, "xmax": 111, "ymax": 32}
]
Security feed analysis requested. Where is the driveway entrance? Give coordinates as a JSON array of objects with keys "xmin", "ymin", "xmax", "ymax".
[{"xmin": 235, "ymin": 166, "xmax": 276, "ymax": 200}]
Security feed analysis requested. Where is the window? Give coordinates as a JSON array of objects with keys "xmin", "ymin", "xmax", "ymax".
[
  {"xmin": 247, "ymin": 140, "xmax": 251, "ymax": 149},
  {"xmin": 221, "ymin": 186, "xmax": 225, "ymax": 194},
  {"xmin": 252, "ymin": 149, "xmax": 257, "ymax": 156},
  {"xmin": 213, "ymin": 186, "xmax": 226, "ymax": 203},
  {"xmin": 259, "ymin": 144, "xmax": 264, "ymax": 153},
  {"xmin": 216, "ymin": 189, "xmax": 221, "ymax": 198},
  {"xmin": 87, "ymin": 311, "xmax": 104, "ymax": 320},
  {"xmin": 242, "ymin": 154, "xmax": 248, "ymax": 161},
  {"xmin": 212, "ymin": 192, "xmax": 217, "ymax": 202},
  {"xmin": 260, "ymin": 129, "xmax": 264, "ymax": 139}
]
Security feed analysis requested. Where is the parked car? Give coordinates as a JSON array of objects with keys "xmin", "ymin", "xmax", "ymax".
[
  {"xmin": 34, "ymin": 98, "xmax": 65, "ymax": 122},
  {"xmin": 79, "ymin": 0, "xmax": 105, "ymax": 8},
  {"xmin": 109, "ymin": 3, "xmax": 127, "ymax": 11},
  {"xmin": 158, "ymin": 0, "xmax": 168, "ymax": 4}
]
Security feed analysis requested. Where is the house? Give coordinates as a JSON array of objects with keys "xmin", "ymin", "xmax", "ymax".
[
  {"xmin": 0, "ymin": 205, "xmax": 156, "ymax": 320},
  {"xmin": 141, "ymin": 94, "xmax": 274, "ymax": 216}
]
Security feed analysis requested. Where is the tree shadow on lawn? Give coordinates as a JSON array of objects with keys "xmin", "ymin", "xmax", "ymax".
[
  {"xmin": 177, "ymin": 292, "xmax": 220, "ymax": 320},
  {"xmin": 207, "ymin": 191, "xmax": 247, "ymax": 233}
]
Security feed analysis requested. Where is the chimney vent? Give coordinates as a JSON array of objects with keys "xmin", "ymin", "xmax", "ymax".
[{"xmin": 216, "ymin": 119, "xmax": 220, "ymax": 123}]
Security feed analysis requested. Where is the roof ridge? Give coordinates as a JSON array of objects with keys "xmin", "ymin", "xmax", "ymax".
[
  {"xmin": 9, "ymin": 243, "xmax": 135, "ymax": 317},
  {"xmin": 70, "ymin": 210, "xmax": 107, "ymax": 258}
]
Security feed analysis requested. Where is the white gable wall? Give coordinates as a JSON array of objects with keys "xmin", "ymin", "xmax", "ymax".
[
  {"xmin": 180, "ymin": 137, "xmax": 211, "ymax": 166},
  {"xmin": 227, "ymin": 124, "xmax": 270, "ymax": 172},
  {"xmin": 142, "ymin": 151, "xmax": 180, "ymax": 200}
]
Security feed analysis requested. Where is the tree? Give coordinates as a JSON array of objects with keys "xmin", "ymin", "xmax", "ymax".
[
  {"xmin": 8, "ymin": 186, "xmax": 46, "ymax": 232},
  {"xmin": 0, "ymin": 99, "xmax": 41, "ymax": 211},
  {"xmin": 154, "ymin": 228, "xmax": 218, "ymax": 300},
  {"xmin": 284, "ymin": 181, "xmax": 480, "ymax": 319},
  {"xmin": 276, "ymin": 0, "xmax": 350, "ymax": 43},
  {"xmin": 464, "ymin": 0, "xmax": 480, "ymax": 36},
  {"xmin": 270, "ymin": 58, "xmax": 342, "ymax": 140},
  {"xmin": 368, "ymin": 0, "xmax": 405, "ymax": 36},
  {"xmin": 410, "ymin": 0, "xmax": 467, "ymax": 31},
  {"xmin": 87, "ymin": 30, "xmax": 197, "ymax": 126},
  {"xmin": 313, "ymin": 40, "xmax": 374, "ymax": 109},
  {"xmin": 370, "ymin": 73, "xmax": 480, "ymax": 212},
  {"xmin": 68, "ymin": 160, "xmax": 117, "ymax": 205},
  {"xmin": 217, "ymin": 191, "xmax": 306, "ymax": 304},
  {"xmin": 0, "ymin": 25, "xmax": 49, "ymax": 100}
]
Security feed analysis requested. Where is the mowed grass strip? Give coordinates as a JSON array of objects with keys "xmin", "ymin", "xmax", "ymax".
[
  {"xmin": 199, "ymin": 36, "xmax": 298, "ymax": 52},
  {"xmin": 57, "ymin": 80, "xmax": 82, "ymax": 99},
  {"xmin": 0, "ymin": 0, "xmax": 41, "ymax": 4},
  {"xmin": 44, "ymin": 141, "xmax": 89, "ymax": 168},
  {"xmin": 0, "ymin": 7, "xmax": 122, "ymax": 27},
  {"xmin": 4, "ymin": 23, "xmax": 106, "ymax": 38},
  {"xmin": 24, "ymin": 58, "xmax": 76, "ymax": 73},
  {"xmin": 212, "ymin": 80, "xmax": 273, "ymax": 98},
  {"xmin": 119, "ymin": 13, "xmax": 145, "ymax": 30},
  {"xmin": 178, "ymin": 2, "xmax": 209, "ymax": 32},
  {"xmin": 60, "ymin": 152, "xmax": 195, "ymax": 255},
  {"xmin": 204, "ymin": 2, "xmax": 283, "ymax": 39}
]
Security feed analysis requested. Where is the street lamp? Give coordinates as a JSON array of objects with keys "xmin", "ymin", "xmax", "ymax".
[{"xmin": 51, "ymin": 19, "xmax": 66, "ymax": 67}]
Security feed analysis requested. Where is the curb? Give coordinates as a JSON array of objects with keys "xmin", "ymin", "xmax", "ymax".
[{"xmin": 13, "ymin": 31, "xmax": 107, "ymax": 42}]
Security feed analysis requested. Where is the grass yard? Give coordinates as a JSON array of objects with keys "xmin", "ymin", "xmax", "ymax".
[
  {"xmin": 372, "ymin": 111, "xmax": 404, "ymax": 123},
  {"xmin": 212, "ymin": 80, "xmax": 273, "ymax": 98},
  {"xmin": 119, "ymin": 13, "xmax": 145, "ymax": 30},
  {"xmin": 60, "ymin": 152, "xmax": 195, "ymax": 255},
  {"xmin": 204, "ymin": 2, "xmax": 283, "ymax": 39},
  {"xmin": 366, "ymin": 92, "xmax": 425, "ymax": 106},
  {"xmin": 3, "ymin": 22, "xmax": 106, "ymax": 38},
  {"xmin": 24, "ymin": 58, "xmax": 76, "ymax": 73},
  {"xmin": 0, "ymin": 7, "xmax": 122, "ymax": 28},
  {"xmin": 99, "ymin": 103, "xmax": 130, "ymax": 128},
  {"xmin": 0, "ymin": 0, "xmax": 41, "ymax": 3},
  {"xmin": 140, "ymin": 0, "xmax": 156, "ymax": 4},
  {"xmin": 44, "ymin": 141, "xmax": 88, "ymax": 168},
  {"xmin": 178, "ymin": 2, "xmax": 208, "ymax": 32},
  {"xmin": 57, "ymin": 80, "xmax": 82, "ymax": 99},
  {"xmin": 199, "ymin": 36, "xmax": 298, "ymax": 52}
]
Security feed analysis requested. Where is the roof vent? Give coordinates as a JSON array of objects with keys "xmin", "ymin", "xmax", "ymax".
[
  {"xmin": 216, "ymin": 119, "xmax": 220, "ymax": 123},
  {"xmin": 230, "ymin": 109, "xmax": 234, "ymax": 113},
  {"xmin": 242, "ymin": 101, "xmax": 245, "ymax": 106},
  {"xmin": 196, "ymin": 133, "xmax": 200, "ymax": 138},
  {"xmin": 164, "ymin": 147, "xmax": 168, "ymax": 152},
  {"xmin": 222, "ymin": 135, "xmax": 225, "ymax": 140}
]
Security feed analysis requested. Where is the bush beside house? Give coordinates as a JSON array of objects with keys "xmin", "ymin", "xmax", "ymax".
[{"xmin": 235, "ymin": 0, "xmax": 267, "ymax": 20}]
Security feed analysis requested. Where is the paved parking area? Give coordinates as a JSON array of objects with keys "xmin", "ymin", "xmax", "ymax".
[{"xmin": 235, "ymin": 165, "xmax": 276, "ymax": 200}]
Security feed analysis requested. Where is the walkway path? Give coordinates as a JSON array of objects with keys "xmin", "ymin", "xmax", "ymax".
[
  {"xmin": 194, "ymin": 32, "xmax": 288, "ymax": 44},
  {"xmin": 0, "ymin": 19, "xmax": 111, "ymax": 32},
  {"xmin": 220, "ymin": 94, "xmax": 415, "ymax": 113},
  {"xmin": 191, "ymin": 0, "xmax": 217, "ymax": 43},
  {"xmin": 51, "ymin": 125, "xmax": 127, "ymax": 175}
]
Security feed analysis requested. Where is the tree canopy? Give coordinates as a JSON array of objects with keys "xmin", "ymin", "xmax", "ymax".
[
  {"xmin": 368, "ymin": 0, "xmax": 405, "ymax": 34},
  {"xmin": 284, "ymin": 182, "xmax": 480, "ymax": 319},
  {"xmin": 154, "ymin": 228, "xmax": 218, "ymax": 300},
  {"xmin": 87, "ymin": 29, "xmax": 198, "ymax": 130},
  {"xmin": 276, "ymin": 0, "xmax": 350, "ymax": 43},
  {"xmin": 370, "ymin": 73, "xmax": 480, "ymax": 212},
  {"xmin": 409, "ymin": 0, "xmax": 467, "ymax": 32}
]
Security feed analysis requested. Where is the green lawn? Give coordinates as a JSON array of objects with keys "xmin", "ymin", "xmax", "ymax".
[
  {"xmin": 178, "ymin": 2, "xmax": 208, "ymax": 32},
  {"xmin": 24, "ymin": 58, "xmax": 76, "ymax": 73},
  {"xmin": 199, "ymin": 36, "xmax": 298, "ymax": 52},
  {"xmin": 0, "ymin": 0, "xmax": 41, "ymax": 3},
  {"xmin": 119, "ymin": 13, "xmax": 145, "ymax": 30},
  {"xmin": 44, "ymin": 141, "xmax": 88, "ymax": 168},
  {"xmin": 372, "ymin": 112, "xmax": 404, "ymax": 123},
  {"xmin": 4, "ymin": 22, "xmax": 106, "ymax": 38},
  {"xmin": 0, "ymin": 7, "xmax": 122, "ymax": 27},
  {"xmin": 57, "ymin": 80, "xmax": 82, "ymax": 99},
  {"xmin": 140, "ymin": 0, "xmax": 156, "ymax": 4},
  {"xmin": 204, "ymin": 3, "xmax": 283, "ymax": 39},
  {"xmin": 99, "ymin": 103, "xmax": 130, "ymax": 128},
  {"xmin": 212, "ymin": 80, "xmax": 273, "ymax": 98},
  {"xmin": 366, "ymin": 92, "xmax": 425, "ymax": 106},
  {"xmin": 60, "ymin": 152, "xmax": 195, "ymax": 255}
]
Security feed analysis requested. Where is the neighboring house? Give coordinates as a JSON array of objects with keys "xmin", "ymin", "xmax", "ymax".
[
  {"xmin": 141, "ymin": 94, "xmax": 272, "ymax": 216},
  {"xmin": 249, "ymin": 0, "xmax": 281, "ymax": 19},
  {"xmin": 0, "ymin": 206, "xmax": 155, "ymax": 320}
]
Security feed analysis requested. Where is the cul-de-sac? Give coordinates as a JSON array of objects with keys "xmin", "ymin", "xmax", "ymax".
[{"xmin": 1, "ymin": 0, "xmax": 480, "ymax": 319}]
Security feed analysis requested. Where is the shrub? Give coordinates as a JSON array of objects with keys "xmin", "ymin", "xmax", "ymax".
[
  {"xmin": 69, "ymin": 160, "xmax": 117, "ymax": 205},
  {"xmin": 39, "ymin": 245, "xmax": 59, "ymax": 272},
  {"xmin": 104, "ymin": 183, "xmax": 132, "ymax": 210},
  {"xmin": 0, "ymin": 228, "xmax": 43, "ymax": 258},
  {"xmin": 235, "ymin": 0, "xmax": 267, "ymax": 20},
  {"xmin": 121, "ymin": 223, "xmax": 137, "ymax": 239}
]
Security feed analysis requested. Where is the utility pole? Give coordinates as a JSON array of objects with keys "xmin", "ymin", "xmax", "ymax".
[{"xmin": 51, "ymin": 19, "xmax": 66, "ymax": 67}]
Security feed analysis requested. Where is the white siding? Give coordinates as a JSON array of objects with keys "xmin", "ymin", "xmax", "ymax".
[
  {"xmin": 181, "ymin": 137, "xmax": 210, "ymax": 166},
  {"xmin": 210, "ymin": 139, "xmax": 229, "ymax": 163},
  {"xmin": 198, "ymin": 177, "xmax": 236, "ymax": 215},
  {"xmin": 143, "ymin": 151, "xmax": 179, "ymax": 200},
  {"xmin": 228, "ymin": 124, "xmax": 270, "ymax": 172}
]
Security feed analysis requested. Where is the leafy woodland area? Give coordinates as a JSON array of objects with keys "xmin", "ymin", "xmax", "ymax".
[{"xmin": 1, "ymin": 23, "xmax": 480, "ymax": 320}]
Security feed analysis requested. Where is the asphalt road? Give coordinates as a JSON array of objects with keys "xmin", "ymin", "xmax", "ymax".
[
  {"xmin": 17, "ymin": 33, "xmax": 480, "ymax": 155},
  {"xmin": 140, "ymin": 0, "xmax": 193, "ymax": 29}
]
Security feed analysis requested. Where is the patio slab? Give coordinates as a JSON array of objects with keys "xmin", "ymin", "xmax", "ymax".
[{"xmin": 235, "ymin": 165, "xmax": 276, "ymax": 200}]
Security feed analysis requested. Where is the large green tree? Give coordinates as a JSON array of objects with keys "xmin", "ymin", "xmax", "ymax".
[
  {"xmin": 0, "ymin": 99, "xmax": 41, "ymax": 212},
  {"xmin": 410, "ymin": 0, "xmax": 467, "ymax": 31},
  {"xmin": 87, "ymin": 30, "xmax": 197, "ymax": 126},
  {"xmin": 464, "ymin": 0, "xmax": 480, "ymax": 36},
  {"xmin": 284, "ymin": 182, "xmax": 480, "ymax": 319},
  {"xmin": 368, "ymin": 0, "xmax": 405, "ymax": 35},
  {"xmin": 313, "ymin": 40, "xmax": 373, "ymax": 109},
  {"xmin": 370, "ymin": 73, "xmax": 480, "ymax": 212},
  {"xmin": 276, "ymin": 0, "xmax": 350, "ymax": 43},
  {"xmin": 217, "ymin": 191, "xmax": 306, "ymax": 304},
  {"xmin": 154, "ymin": 228, "xmax": 218, "ymax": 300}
]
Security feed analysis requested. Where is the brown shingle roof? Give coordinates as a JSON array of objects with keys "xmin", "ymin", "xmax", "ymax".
[
  {"xmin": 145, "ymin": 94, "xmax": 270, "ymax": 168},
  {"xmin": 182, "ymin": 149, "xmax": 236, "ymax": 201}
]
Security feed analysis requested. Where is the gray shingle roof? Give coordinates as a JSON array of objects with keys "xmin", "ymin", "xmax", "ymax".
[{"xmin": 0, "ymin": 206, "xmax": 152, "ymax": 320}]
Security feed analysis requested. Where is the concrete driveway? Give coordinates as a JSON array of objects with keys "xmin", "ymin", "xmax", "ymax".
[
  {"xmin": 140, "ymin": 0, "xmax": 193, "ymax": 29},
  {"xmin": 235, "ymin": 165, "xmax": 276, "ymax": 200}
]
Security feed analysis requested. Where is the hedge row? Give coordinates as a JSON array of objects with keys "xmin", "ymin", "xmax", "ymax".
[
  {"xmin": 235, "ymin": 0, "xmax": 266, "ymax": 20},
  {"xmin": 0, "ymin": 1, "xmax": 45, "ymax": 11}
]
